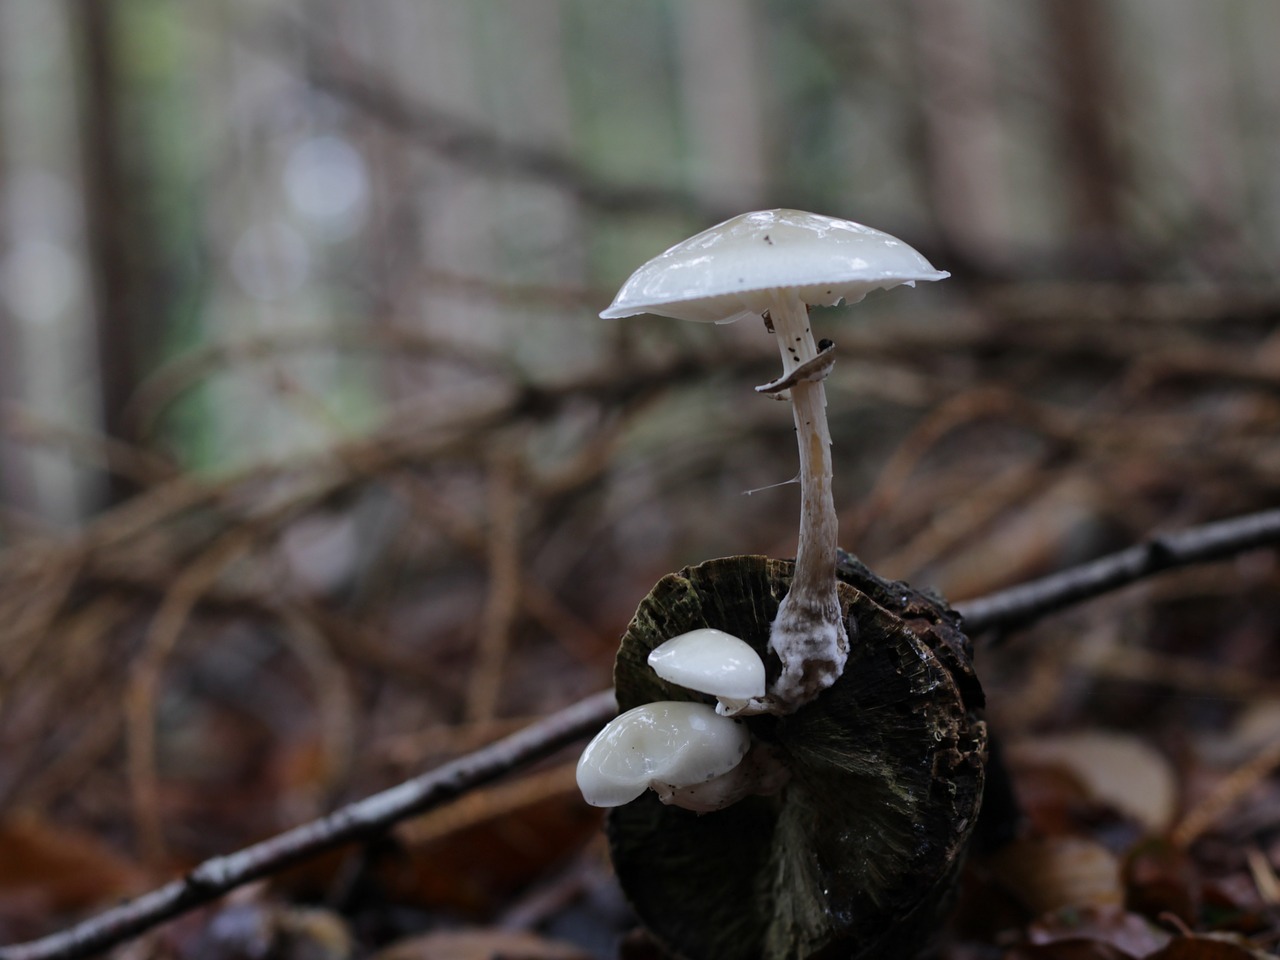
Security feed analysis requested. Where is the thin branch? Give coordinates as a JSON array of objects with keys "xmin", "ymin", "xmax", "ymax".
[
  {"xmin": 308, "ymin": 65, "xmax": 724, "ymax": 220},
  {"xmin": 239, "ymin": 9, "xmax": 730, "ymax": 224},
  {"xmin": 9, "ymin": 508, "xmax": 1280, "ymax": 960},
  {"xmin": 955, "ymin": 506, "xmax": 1280, "ymax": 637},
  {"xmin": 0, "ymin": 690, "xmax": 617, "ymax": 960}
]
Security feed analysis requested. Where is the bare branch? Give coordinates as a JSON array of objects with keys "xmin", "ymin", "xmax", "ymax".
[
  {"xmin": 956, "ymin": 506, "xmax": 1280, "ymax": 638},
  {"xmin": 0, "ymin": 690, "xmax": 617, "ymax": 960}
]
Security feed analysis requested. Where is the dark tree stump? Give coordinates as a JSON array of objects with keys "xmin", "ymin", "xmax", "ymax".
[{"xmin": 607, "ymin": 555, "xmax": 987, "ymax": 960}]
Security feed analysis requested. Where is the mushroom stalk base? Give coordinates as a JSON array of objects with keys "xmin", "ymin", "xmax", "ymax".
[{"xmin": 765, "ymin": 294, "xmax": 848, "ymax": 712}]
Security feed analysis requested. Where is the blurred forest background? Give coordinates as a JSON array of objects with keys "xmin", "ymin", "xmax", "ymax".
[{"xmin": 4, "ymin": 1, "xmax": 1280, "ymax": 957}]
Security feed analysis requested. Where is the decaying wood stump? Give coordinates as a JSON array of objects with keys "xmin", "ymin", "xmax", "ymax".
[{"xmin": 607, "ymin": 554, "xmax": 987, "ymax": 960}]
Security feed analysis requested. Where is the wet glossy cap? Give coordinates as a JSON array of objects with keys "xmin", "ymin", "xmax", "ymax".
[
  {"xmin": 575, "ymin": 701, "xmax": 751, "ymax": 807},
  {"xmin": 599, "ymin": 209, "xmax": 948, "ymax": 325},
  {"xmin": 647, "ymin": 628, "xmax": 766, "ymax": 701}
]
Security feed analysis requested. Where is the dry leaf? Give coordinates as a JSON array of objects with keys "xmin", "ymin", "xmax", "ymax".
[
  {"xmin": 0, "ymin": 811, "xmax": 148, "ymax": 913},
  {"xmin": 1199, "ymin": 702, "xmax": 1280, "ymax": 766},
  {"xmin": 992, "ymin": 837, "xmax": 1124, "ymax": 915},
  {"xmin": 1010, "ymin": 760, "xmax": 1098, "ymax": 837},
  {"xmin": 1145, "ymin": 933, "xmax": 1270, "ymax": 959},
  {"xmin": 1123, "ymin": 839, "xmax": 1199, "ymax": 925},
  {"xmin": 1008, "ymin": 732, "xmax": 1177, "ymax": 834},
  {"xmin": 371, "ymin": 929, "xmax": 590, "ymax": 960}
]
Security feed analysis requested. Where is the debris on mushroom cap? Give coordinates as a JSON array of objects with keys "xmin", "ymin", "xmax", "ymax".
[
  {"xmin": 647, "ymin": 628, "xmax": 767, "ymax": 701},
  {"xmin": 575, "ymin": 701, "xmax": 750, "ymax": 808},
  {"xmin": 598, "ymin": 209, "xmax": 948, "ymax": 325}
]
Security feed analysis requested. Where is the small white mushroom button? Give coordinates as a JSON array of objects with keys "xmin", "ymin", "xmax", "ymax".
[
  {"xmin": 575, "ymin": 701, "xmax": 750, "ymax": 809},
  {"xmin": 647, "ymin": 628, "xmax": 766, "ymax": 703}
]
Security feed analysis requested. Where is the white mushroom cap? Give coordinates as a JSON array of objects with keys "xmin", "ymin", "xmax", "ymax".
[
  {"xmin": 575, "ymin": 701, "xmax": 750, "ymax": 808},
  {"xmin": 598, "ymin": 209, "xmax": 948, "ymax": 325},
  {"xmin": 647, "ymin": 628, "xmax": 766, "ymax": 701}
]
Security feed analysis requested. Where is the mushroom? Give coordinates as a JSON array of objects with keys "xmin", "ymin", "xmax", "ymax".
[
  {"xmin": 647, "ymin": 628, "xmax": 766, "ymax": 715},
  {"xmin": 601, "ymin": 209, "xmax": 948, "ymax": 712},
  {"xmin": 575, "ymin": 701, "xmax": 750, "ymax": 809}
]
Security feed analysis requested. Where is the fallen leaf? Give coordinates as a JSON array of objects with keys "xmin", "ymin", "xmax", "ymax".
[
  {"xmin": 0, "ymin": 811, "xmax": 148, "ymax": 913},
  {"xmin": 992, "ymin": 837, "xmax": 1124, "ymax": 916},
  {"xmin": 1009, "ymin": 759, "xmax": 1099, "ymax": 837},
  {"xmin": 371, "ymin": 929, "xmax": 590, "ymax": 960},
  {"xmin": 1007, "ymin": 732, "xmax": 1177, "ymax": 834},
  {"xmin": 1198, "ymin": 702, "xmax": 1280, "ymax": 766},
  {"xmin": 1123, "ymin": 839, "xmax": 1199, "ymax": 925},
  {"xmin": 1145, "ymin": 933, "xmax": 1270, "ymax": 959}
]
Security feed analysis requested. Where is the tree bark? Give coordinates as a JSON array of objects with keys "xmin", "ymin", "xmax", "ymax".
[
  {"xmin": 1043, "ymin": 0, "xmax": 1129, "ymax": 274},
  {"xmin": 71, "ymin": 0, "xmax": 147, "ymax": 505}
]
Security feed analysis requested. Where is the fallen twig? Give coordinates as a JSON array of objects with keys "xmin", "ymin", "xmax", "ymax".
[
  {"xmin": 0, "ymin": 690, "xmax": 617, "ymax": 960},
  {"xmin": 955, "ymin": 506, "xmax": 1280, "ymax": 637}
]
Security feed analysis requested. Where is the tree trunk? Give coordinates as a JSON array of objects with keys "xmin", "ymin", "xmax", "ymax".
[{"xmin": 71, "ymin": 0, "xmax": 147, "ymax": 505}]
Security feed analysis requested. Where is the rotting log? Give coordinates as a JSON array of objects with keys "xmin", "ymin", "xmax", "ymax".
[{"xmin": 608, "ymin": 554, "xmax": 987, "ymax": 960}]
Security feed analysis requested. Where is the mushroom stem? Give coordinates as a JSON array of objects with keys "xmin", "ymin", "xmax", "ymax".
[{"xmin": 765, "ymin": 293, "xmax": 848, "ymax": 711}]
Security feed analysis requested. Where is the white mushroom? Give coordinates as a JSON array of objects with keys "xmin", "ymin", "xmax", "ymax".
[
  {"xmin": 575, "ymin": 701, "xmax": 750, "ymax": 809},
  {"xmin": 601, "ymin": 210, "xmax": 948, "ymax": 712},
  {"xmin": 647, "ymin": 628, "xmax": 766, "ymax": 715}
]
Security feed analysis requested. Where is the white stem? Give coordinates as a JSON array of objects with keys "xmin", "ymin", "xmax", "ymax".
[{"xmin": 765, "ymin": 293, "xmax": 848, "ymax": 711}]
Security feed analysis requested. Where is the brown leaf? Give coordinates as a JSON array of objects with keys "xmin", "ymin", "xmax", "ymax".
[
  {"xmin": 992, "ymin": 837, "xmax": 1124, "ymax": 916},
  {"xmin": 371, "ymin": 929, "xmax": 590, "ymax": 960},
  {"xmin": 0, "ymin": 811, "xmax": 148, "ymax": 913},
  {"xmin": 1009, "ymin": 763, "xmax": 1098, "ymax": 837},
  {"xmin": 1145, "ymin": 933, "xmax": 1270, "ymax": 959},
  {"xmin": 1123, "ymin": 839, "xmax": 1199, "ymax": 925},
  {"xmin": 1008, "ymin": 733, "xmax": 1177, "ymax": 834}
]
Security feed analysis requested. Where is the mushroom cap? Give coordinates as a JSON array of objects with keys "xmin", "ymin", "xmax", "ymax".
[
  {"xmin": 575, "ymin": 701, "xmax": 750, "ymax": 808},
  {"xmin": 599, "ymin": 209, "xmax": 948, "ymax": 325},
  {"xmin": 647, "ymin": 628, "xmax": 766, "ymax": 701}
]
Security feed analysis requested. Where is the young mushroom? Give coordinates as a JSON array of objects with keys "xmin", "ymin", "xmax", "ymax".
[
  {"xmin": 601, "ymin": 210, "xmax": 948, "ymax": 712},
  {"xmin": 575, "ymin": 701, "xmax": 750, "ymax": 810},
  {"xmin": 647, "ymin": 628, "xmax": 766, "ymax": 716}
]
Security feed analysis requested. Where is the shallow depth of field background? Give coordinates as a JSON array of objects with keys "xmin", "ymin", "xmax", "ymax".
[{"xmin": 3, "ymin": 0, "xmax": 1280, "ymax": 954}]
